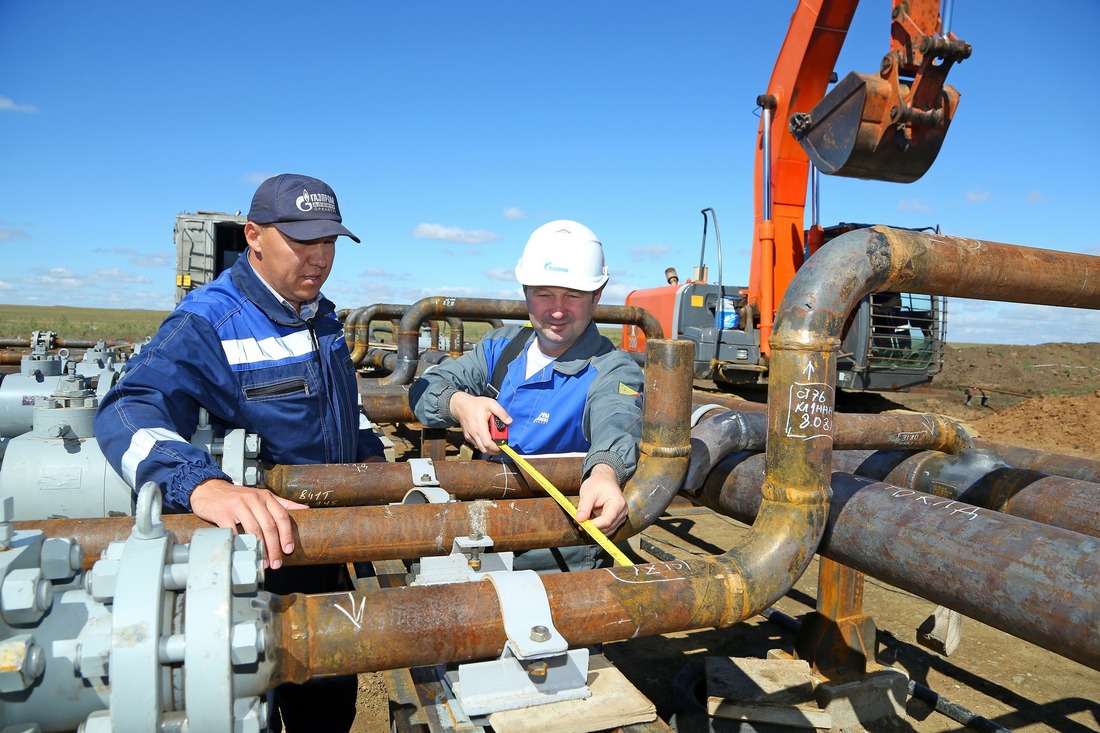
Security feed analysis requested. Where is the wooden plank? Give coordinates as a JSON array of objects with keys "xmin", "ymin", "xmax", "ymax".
[{"xmin": 488, "ymin": 655, "xmax": 656, "ymax": 733}]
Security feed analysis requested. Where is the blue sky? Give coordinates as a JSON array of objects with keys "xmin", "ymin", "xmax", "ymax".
[{"xmin": 2, "ymin": 1, "xmax": 1097, "ymax": 345}]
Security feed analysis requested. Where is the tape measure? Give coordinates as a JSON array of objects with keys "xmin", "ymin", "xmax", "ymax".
[{"xmin": 497, "ymin": 442, "xmax": 633, "ymax": 567}]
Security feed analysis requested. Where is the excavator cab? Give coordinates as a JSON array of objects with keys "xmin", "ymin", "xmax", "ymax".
[{"xmin": 789, "ymin": 3, "xmax": 971, "ymax": 183}]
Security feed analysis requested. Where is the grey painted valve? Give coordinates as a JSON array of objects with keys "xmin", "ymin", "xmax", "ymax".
[{"xmin": 0, "ymin": 485, "xmax": 273, "ymax": 733}]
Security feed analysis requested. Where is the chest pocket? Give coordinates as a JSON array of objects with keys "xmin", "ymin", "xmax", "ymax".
[{"xmin": 243, "ymin": 377, "xmax": 311, "ymax": 401}]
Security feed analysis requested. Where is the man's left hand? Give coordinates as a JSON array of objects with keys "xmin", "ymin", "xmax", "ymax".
[{"xmin": 575, "ymin": 463, "xmax": 627, "ymax": 533}]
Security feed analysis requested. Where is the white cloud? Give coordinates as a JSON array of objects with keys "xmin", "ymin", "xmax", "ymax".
[
  {"xmin": 359, "ymin": 268, "xmax": 410, "ymax": 280},
  {"xmin": 93, "ymin": 247, "xmax": 173, "ymax": 268},
  {"xmin": 600, "ymin": 282, "xmax": 635, "ymax": 304},
  {"xmin": 897, "ymin": 198, "xmax": 934, "ymax": 213},
  {"xmin": 484, "ymin": 267, "xmax": 517, "ymax": 282},
  {"xmin": 1025, "ymin": 190, "xmax": 1047, "ymax": 203},
  {"xmin": 964, "ymin": 189, "xmax": 990, "ymax": 202},
  {"xmin": 0, "ymin": 280, "xmax": 12, "ymax": 290},
  {"xmin": 503, "ymin": 207, "xmax": 525, "ymax": 220},
  {"xmin": 90, "ymin": 268, "xmax": 152, "ymax": 284},
  {"xmin": 630, "ymin": 245, "xmax": 671, "ymax": 262},
  {"xmin": 949, "ymin": 302, "xmax": 1100, "ymax": 344},
  {"xmin": 412, "ymin": 223, "xmax": 500, "ymax": 245},
  {"xmin": 133, "ymin": 252, "xmax": 173, "ymax": 268},
  {"xmin": 242, "ymin": 172, "xmax": 273, "ymax": 186},
  {"xmin": 0, "ymin": 96, "xmax": 37, "ymax": 113},
  {"xmin": 0, "ymin": 227, "xmax": 30, "ymax": 243}
]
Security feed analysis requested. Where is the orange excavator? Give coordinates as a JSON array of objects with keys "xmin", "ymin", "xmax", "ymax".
[{"xmin": 623, "ymin": 0, "xmax": 971, "ymax": 391}]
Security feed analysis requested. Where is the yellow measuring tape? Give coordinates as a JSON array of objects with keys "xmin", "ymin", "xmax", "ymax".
[{"xmin": 498, "ymin": 443, "xmax": 633, "ymax": 567}]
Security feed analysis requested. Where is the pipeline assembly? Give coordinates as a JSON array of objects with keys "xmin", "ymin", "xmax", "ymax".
[{"xmin": 0, "ymin": 228, "xmax": 1096, "ymax": 732}]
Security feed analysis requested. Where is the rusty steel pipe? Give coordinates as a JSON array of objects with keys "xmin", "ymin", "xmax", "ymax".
[
  {"xmin": 267, "ymin": 554, "xmax": 739, "ymax": 682},
  {"xmin": 973, "ymin": 439, "xmax": 1100, "ymax": 483},
  {"xmin": 683, "ymin": 409, "xmax": 971, "ymax": 492},
  {"xmin": 374, "ymin": 297, "xmax": 664, "ymax": 386},
  {"xmin": 264, "ymin": 457, "xmax": 584, "ymax": 506},
  {"xmin": 343, "ymin": 303, "xmax": 408, "ymax": 364},
  {"xmin": 831, "ymin": 448, "xmax": 1100, "ymax": 538},
  {"xmin": 696, "ymin": 452, "xmax": 1100, "ymax": 670},
  {"xmin": 731, "ymin": 226, "xmax": 1100, "ymax": 643},
  {"xmin": 0, "ymin": 337, "xmax": 137, "ymax": 349},
  {"xmin": 358, "ymin": 385, "xmax": 417, "ymax": 424},
  {"xmin": 17, "ymin": 499, "xmax": 593, "ymax": 571},
  {"xmin": 613, "ymin": 339, "xmax": 694, "ymax": 539}
]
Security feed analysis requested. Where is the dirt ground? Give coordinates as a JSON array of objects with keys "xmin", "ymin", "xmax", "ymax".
[{"xmin": 352, "ymin": 342, "xmax": 1100, "ymax": 733}]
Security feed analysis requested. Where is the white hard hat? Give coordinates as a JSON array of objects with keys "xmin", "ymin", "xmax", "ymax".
[{"xmin": 514, "ymin": 219, "xmax": 610, "ymax": 291}]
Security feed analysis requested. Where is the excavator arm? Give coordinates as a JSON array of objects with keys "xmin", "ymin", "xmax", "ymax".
[{"xmin": 749, "ymin": 0, "xmax": 969, "ymax": 355}]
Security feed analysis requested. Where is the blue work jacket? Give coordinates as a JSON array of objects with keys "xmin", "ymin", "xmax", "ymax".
[
  {"xmin": 410, "ymin": 322, "xmax": 643, "ymax": 483},
  {"xmin": 94, "ymin": 253, "xmax": 383, "ymax": 511}
]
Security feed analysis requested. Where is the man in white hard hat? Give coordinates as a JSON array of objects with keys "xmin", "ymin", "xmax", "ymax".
[{"xmin": 410, "ymin": 219, "xmax": 644, "ymax": 571}]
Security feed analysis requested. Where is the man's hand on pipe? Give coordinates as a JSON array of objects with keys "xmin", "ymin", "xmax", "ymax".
[{"xmin": 189, "ymin": 478, "xmax": 308, "ymax": 569}]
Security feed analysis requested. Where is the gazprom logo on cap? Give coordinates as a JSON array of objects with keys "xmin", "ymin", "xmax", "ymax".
[
  {"xmin": 543, "ymin": 262, "xmax": 570, "ymax": 273},
  {"xmin": 295, "ymin": 188, "xmax": 337, "ymax": 214}
]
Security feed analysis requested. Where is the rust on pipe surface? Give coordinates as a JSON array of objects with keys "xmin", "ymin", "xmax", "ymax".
[
  {"xmin": 358, "ymin": 387, "xmax": 417, "ymax": 424},
  {"xmin": 683, "ymin": 409, "xmax": 971, "ymax": 492},
  {"xmin": 268, "ymin": 554, "xmax": 740, "ymax": 681},
  {"xmin": 18, "ymin": 499, "xmax": 591, "ymax": 571},
  {"xmin": 374, "ymin": 297, "xmax": 664, "ymax": 386},
  {"xmin": 345, "ymin": 303, "xmax": 408, "ymax": 364},
  {"xmin": 697, "ymin": 452, "xmax": 1100, "ymax": 671},
  {"xmin": 974, "ymin": 439, "xmax": 1100, "ymax": 483},
  {"xmin": 614, "ymin": 339, "xmax": 693, "ymax": 539},
  {"xmin": 755, "ymin": 226, "xmax": 1099, "ymax": 668},
  {"xmin": 831, "ymin": 448, "xmax": 1100, "ymax": 538},
  {"xmin": 264, "ymin": 457, "xmax": 583, "ymax": 506}
]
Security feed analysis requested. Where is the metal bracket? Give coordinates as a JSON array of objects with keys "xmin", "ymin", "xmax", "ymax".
[
  {"xmin": 409, "ymin": 457, "xmax": 440, "ymax": 487},
  {"xmin": 410, "ymin": 534, "xmax": 513, "ymax": 586},
  {"xmin": 453, "ymin": 570, "xmax": 590, "ymax": 716}
]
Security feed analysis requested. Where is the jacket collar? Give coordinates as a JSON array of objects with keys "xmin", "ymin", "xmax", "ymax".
[
  {"xmin": 550, "ymin": 320, "xmax": 613, "ymax": 375},
  {"xmin": 230, "ymin": 251, "xmax": 335, "ymax": 326}
]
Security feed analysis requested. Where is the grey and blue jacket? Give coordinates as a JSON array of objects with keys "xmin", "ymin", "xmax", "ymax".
[
  {"xmin": 94, "ymin": 253, "xmax": 383, "ymax": 512},
  {"xmin": 410, "ymin": 322, "xmax": 644, "ymax": 483}
]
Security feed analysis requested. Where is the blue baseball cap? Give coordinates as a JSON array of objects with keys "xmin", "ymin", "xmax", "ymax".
[{"xmin": 247, "ymin": 173, "xmax": 361, "ymax": 243}]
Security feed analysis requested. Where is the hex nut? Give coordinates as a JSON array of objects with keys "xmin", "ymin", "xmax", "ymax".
[
  {"xmin": 87, "ymin": 558, "xmax": 121, "ymax": 604},
  {"xmin": 1, "ymin": 568, "xmax": 53, "ymax": 625},
  {"xmin": 529, "ymin": 625, "xmax": 551, "ymax": 643},
  {"xmin": 230, "ymin": 621, "xmax": 263, "ymax": 666},
  {"xmin": 233, "ymin": 697, "xmax": 267, "ymax": 733},
  {"xmin": 41, "ymin": 537, "xmax": 83, "ymax": 580},
  {"xmin": 231, "ymin": 535, "xmax": 263, "ymax": 593},
  {"xmin": 76, "ymin": 633, "xmax": 111, "ymax": 679},
  {"xmin": 0, "ymin": 634, "xmax": 45, "ymax": 693}
]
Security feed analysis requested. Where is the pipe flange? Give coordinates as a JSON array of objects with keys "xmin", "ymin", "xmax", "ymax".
[{"xmin": 183, "ymin": 528, "xmax": 237, "ymax": 732}]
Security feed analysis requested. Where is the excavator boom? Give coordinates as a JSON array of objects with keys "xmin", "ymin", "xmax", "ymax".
[{"xmin": 750, "ymin": 0, "xmax": 969, "ymax": 353}]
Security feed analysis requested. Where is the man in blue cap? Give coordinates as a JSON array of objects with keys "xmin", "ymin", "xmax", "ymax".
[{"xmin": 96, "ymin": 173, "xmax": 382, "ymax": 732}]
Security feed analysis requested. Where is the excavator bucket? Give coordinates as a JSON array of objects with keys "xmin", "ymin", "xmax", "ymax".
[{"xmin": 790, "ymin": 71, "xmax": 960, "ymax": 184}]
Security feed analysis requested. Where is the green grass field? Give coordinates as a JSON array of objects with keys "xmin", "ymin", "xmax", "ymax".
[
  {"xmin": 0, "ymin": 304, "xmax": 1002, "ymax": 351},
  {"xmin": 0, "ymin": 305, "xmax": 171, "ymax": 342},
  {"xmin": 0, "ymin": 304, "xmax": 625, "ymax": 347}
]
